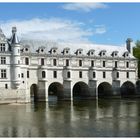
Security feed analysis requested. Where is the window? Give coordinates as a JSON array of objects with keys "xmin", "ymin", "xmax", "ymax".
[
  {"xmin": 1, "ymin": 57, "xmax": 6, "ymax": 64},
  {"xmin": 67, "ymin": 71, "xmax": 71, "ymax": 78},
  {"xmin": 0, "ymin": 44, "xmax": 5, "ymax": 52},
  {"xmin": 126, "ymin": 62, "xmax": 129, "ymax": 68},
  {"xmin": 53, "ymin": 71, "xmax": 57, "ymax": 78},
  {"xmin": 115, "ymin": 61, "xmax": 118, "ymax": 68},
  {"xmin": 41, "ymin": 58, "xmax": 44, "ymax": 65},
  {"xmin": 1, "ymin": 69, "xmax": 6, "ymax": 79},
  {"xmin": 53, "ymin": 59, "xmax": 57, "ymax": 66},
  {"xmin": 79, "ymin": 60, "xmax": 82, "ymax": 66},
  {"xmin": 18, "ymin": 60, "xmax": 20, "ymax": 64},
  {"xmin": 18, "ymin": 74, "xmax": 20, "ymax": 78},
  {"xmin": 42, "ymin": 71, "xmax": 46, "ymax": 78},
  {"xmin": 27, "ymin": 71, "xmax": 29, "ymax": 78},
  {"xmin": 126, "ymin": 72, "xmax": 129, "ymax": 78},
  {"xmin": 91, "ymin": 60, "xmax": 94, "ymax": 67},
  {"xmin": 93, "ymin": 72, "xmax": 96, "ymax": 78},
  {"xmin": 18, "ymin": 49, "xmax": 20, "ymax": 53},
  {"xmin": 66, "ymin": 59, "xmax": 69, "ymax": 66},
  {"xmin": 103, "ymin": 72, "xmax": 106, "ymax": 78},
  {"xmin": 103, "ymin": 61, "xmax": 106, "ymax": 67},
  {"xmin": 25, "ymin": 48, "xmax": 28, "ymax": 51},
  {"xmin": 21, "ymin": 73, "xmax": 24, "ymax": 78},
  {"xmin": 5, "ymin": 84, "xmax": 8, "ymax": 89},
  {"xmin": 25, "ymin": 57, "xmax": 29, "ymax": 65},
  {"xmin": 116, "ymin": 72, "xmax": 119, "ymax": 78},
  {"xmin": 79, "ymin": 71, "xmax": 82, "ymax": 78}
]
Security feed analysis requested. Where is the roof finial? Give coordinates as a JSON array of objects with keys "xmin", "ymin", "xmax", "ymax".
[{"xmin": 12, "ymin": 27, "xmax": 17, "ymax": 34}]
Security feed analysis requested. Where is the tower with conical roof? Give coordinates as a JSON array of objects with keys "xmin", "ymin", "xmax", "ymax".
[{"xmin": 10, "ymin": 27, "xmax": 21, "ymax": 88}]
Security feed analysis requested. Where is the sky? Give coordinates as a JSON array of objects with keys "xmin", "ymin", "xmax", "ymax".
[{"xmin": 0, "ymin": 2, "xmax": 140, "ymax": 46}]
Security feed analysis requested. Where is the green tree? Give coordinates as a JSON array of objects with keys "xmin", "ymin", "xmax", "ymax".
[{"xmin": 133, "ymin": 40, "xmax": 140, "ymax": 78}]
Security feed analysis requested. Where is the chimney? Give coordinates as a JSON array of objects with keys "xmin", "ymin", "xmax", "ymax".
[{"xmin": 126, "ymin": 38, "xmax": 133, "ymax": 54}]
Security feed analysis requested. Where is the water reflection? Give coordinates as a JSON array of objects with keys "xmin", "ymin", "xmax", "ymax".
[{"xmin": 0, "ymin": 99, "xmax": 140, "ymax": 137}]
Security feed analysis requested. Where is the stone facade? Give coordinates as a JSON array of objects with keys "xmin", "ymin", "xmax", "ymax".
[{"xmin": 0, "ymin": 27, "xmax": 138, "ymax": 103}]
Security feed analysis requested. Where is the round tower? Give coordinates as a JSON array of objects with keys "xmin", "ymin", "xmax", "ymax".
[{"xmin": 11, "ymin": 27, "xmax": 21, "ymax": 89}]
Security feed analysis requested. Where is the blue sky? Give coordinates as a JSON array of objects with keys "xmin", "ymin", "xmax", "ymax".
[{"xmin": 0, "ymin": 3, "xmax": 140, "ymax": 46}]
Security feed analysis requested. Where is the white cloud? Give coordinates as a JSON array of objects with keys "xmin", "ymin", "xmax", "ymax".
[
  {"xmin": 94, "ymin": 25, "xmax": 106, "ymax": 34},
  {"xmin": 62, "ymin": 3, "xmax": 108, "ymax": 12},
  {"xmin": 0, "ymin": 18, "xmax": 106, "ymax": 43}
]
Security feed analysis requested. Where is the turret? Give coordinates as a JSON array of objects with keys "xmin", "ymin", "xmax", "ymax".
[
  {"xmin": 10, "ymin": 27, "xmax": 21, "ymax": 89},
  {"xmin": 126, "ymin": 38, "xmax": 133, "ymax": 54}
]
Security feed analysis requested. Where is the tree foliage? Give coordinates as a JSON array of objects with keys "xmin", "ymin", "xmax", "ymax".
[{"xmin": 133, "ymin": 40, "xmax": 140, "ymax": 78}]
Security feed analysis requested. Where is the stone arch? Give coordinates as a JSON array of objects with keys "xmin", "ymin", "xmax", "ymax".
[
  {"xmin": 98, "ymin": 82, "xmax": 113, "ymax": 97},
  {"xmin": 73, "ymin": 82, "xmax": 90, "ymax": 99},
  {"xmin": 48, "ymin": 82, "xmax": 64, "ymax": 101},
  {"xmin": 121, "ymin": 81, "xmax": 136, "ymax": 97},
  {"xmin": 30, "ymin": 84, "xmax": 38, "ymax": 102}
]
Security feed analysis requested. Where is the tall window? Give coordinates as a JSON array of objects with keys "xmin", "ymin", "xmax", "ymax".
[
  {"xmin": 0, "ymin": 44, "xmax": 5, "ymax": 52},
  {"xmin": 115, "ymin": 61, "xmax": 118, "ymax": 68},
  {"xmin": 25, "ymin": 57, "xmax": 29, "ymax": 65},
  {"xmin": 93, "ymin": 72, "xmax": 96, "ymax": 78},
  {"xmin": 5, "ymin": 84, "xmax": 8, "ymax": 89},
  {"xmin": 1, "ymin": 57, "xmax": 6, "ymax": 64},
  {"xmin": 126, "ymin": 72, "xmax": 129, "ymax": 78},
  {"xmin": 27, "ymin": 71, "xmax": 29, "ymax": 78},
  {"xmin": 53, "ymin": 71, "xmax": 57, "ymax": 78},
  {"xmin": 103, "ymin": 71, "xmax": 106, "ymax": 78},
  {"xmin": 41, "ymin": 58, "xmax": 44, "ymax": 65},
  {"xmin": 67, "ymin": 71, "xmax": 71, "ymax": 78},
  {"xmin": 21, "ymin": 73, "xmax": 24, "ymax": 78},
  {"xmin": 91, "ymin": 60, "xmax": 94, "ymax": 67},
  {"xmin": 79, "ymin": 71, "xmax": 82, "ymax": 78},
  {"xmin": 42, "ymin": 71, "xmax": 46, "ymax": 78},
  {"xmin": 53, "ymin": 59, "xmax": 57, "ymax": 66},
  {"xmin": 1, "ymin": 69, "xmax": 6, "ymax": 79},
  {"xmin": 126, "ymin": 62, "xmax": 129, "ymax": 68},
  {"xmin": 66, "ymin": 59, "xmax": 69, "ymax": 66},
  {"xmin": 79, "ymin": 60, "xmax": 82, "ymax": 66},
  {"xmin": 103, "ymin": 61, "xmax": 106, "ymax": 67}
]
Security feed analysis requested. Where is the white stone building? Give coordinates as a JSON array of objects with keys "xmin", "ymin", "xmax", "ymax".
[{"xmin": 0, "ymin": 27, "xmax": 139, "ymax": 103}]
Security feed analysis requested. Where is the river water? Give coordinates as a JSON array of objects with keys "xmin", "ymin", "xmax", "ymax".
[{"xmin": 0, "ymin": 99, "xmax": 140, "ymax": 137}]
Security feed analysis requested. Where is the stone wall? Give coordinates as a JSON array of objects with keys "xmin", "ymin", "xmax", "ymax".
[{"xmin": 0, "ymin": 89, "xmax": 27, "ymax": 104}]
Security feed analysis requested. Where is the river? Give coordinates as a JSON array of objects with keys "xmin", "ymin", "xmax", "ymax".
[{"xmin": 0, "ymin": 98, "xmax": 140, "ymax": 137}]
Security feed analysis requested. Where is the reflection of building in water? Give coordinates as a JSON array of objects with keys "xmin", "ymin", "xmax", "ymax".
[{"xmin": 0, "ymin": 27, "xmax": 138, "ymax": 103}]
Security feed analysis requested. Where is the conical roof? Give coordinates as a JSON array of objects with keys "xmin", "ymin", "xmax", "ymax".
[{"xmin": 10, "ymin": 27, "xmax": 20, "ymax": 44}]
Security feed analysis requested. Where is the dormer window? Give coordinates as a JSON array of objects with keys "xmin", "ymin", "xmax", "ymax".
[
  {"xmin": 25, "ymin": 48, "xmax": 28, "ymax": 51},
  {"xmin": 22, "ymin": 45, "xmax": 30, "ymax": 53},
  {"xmin": 88, "ymin": 49, "xmax": 95, "ymax": 56},
  {"xmin": 99, "ymin": 50, "xmax": 106, "ymax": 57},
  {"xmin": 62, "ymin": 48, "xmax": 70, "ymax": 55},
  {"xmin": 37, "ymin": 46, "xmax": 45, "ymax": 54},
  {"xmin": 75, "ymin": 49, "xmax": 83, "ymax": 56},
  {"xmin": 50, "ymin": 47, "xmax": 58, "ymax": 55},
  {"xmin": 112, "ymin": 51, "xmax": 118, "ymax": 57},
  {"xmin": 123, "ymin": 52, "xmax": 129, "ymax": 58}
]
